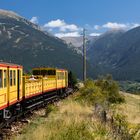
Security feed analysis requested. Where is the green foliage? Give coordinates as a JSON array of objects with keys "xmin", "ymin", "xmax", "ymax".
[
  {"xmin": 130, "ymin": 125, "xmax": 140, "ymax": 140},
  {"xmin": 76, "ymin": 79, "xmax": 104, "ymax": 105},
  {"xmin": 112, "ymin": 113, "xmax": 140, "ymax": 140},
  {"xmin": 52, "ymin": 121, "xmax": 93, "ymax": 140},
  {"xmin": 95, "ymin": 75, "xmax": 125, "ymax": 104},
  {"xmin": 78, "ymin": 75, "xmax": 125, "ymax": 105},
  {"xmin": 113, "ymin": 114, "xmax": 128, "ymax": 129}
]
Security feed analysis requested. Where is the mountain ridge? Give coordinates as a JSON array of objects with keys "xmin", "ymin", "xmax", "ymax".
[
  {"xmin": 87, "ymin": 28, "xmax": 140, "ymax": 81},
  {"xmin": 0, "ymin": 9, "xmax": 94, "ymax": 79}
]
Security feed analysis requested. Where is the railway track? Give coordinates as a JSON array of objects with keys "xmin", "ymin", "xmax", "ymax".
[{"xmin": 0, "ymin": 88, "xmax": 75, "ymax": 139}]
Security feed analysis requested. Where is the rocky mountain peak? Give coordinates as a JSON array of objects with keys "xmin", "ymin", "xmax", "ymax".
[{"xmin": 0, "ymin": 9, "xmax": 21, "ymax": 19}]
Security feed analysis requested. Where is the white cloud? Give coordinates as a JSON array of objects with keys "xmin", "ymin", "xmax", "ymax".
[
  {"xmin": 44, "ymin": 19, "xmax": 65, "ymax": 28},
  {"xmin": 44, "ymin": 19, "xmax": 79, "ymax": 32},
  {"xmin": 94, "ymin": 25, "xmax": 100, "ymax": 30},
  {"xmin": 94, "ymin": 22, "xmax": 140, "ymax": 31},
  {"xmin": 30, "ymin": 17, "xmax": 38, "ymax": 24},
  {"xmin": 90, "ymin": 33, "xmax": 101, "ymax": 36},
  {"xmin": 60, "ymin": 24, "xmax": 79, "ymax": 32},
  {"xmin": 55, "ymin": 32, "xmax": 81, "ymax": 38},
  {"xmin": 102, "ymin": 22, "xmax": 127, "ymax": 29}
]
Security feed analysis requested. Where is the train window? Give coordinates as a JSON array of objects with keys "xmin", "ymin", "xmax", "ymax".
[
  {"xmin": 41, "ymin": 70, "xmax": 47, "ymax": 76},
  {"xmin": 47, "ymin": 70, "xmax": 56, "ymax": 75},
  {"xmin": 0, "ymin": 70, "xmax": 3, "ymax": 88},
  {"xmin": 57, "ymin": 72, "xmax": 64, "ymax": 80},
  {"xmin": 58, "ymin": 72, "xmax": 64, "ymax": 80},
  {"xmin": 33, "ymin": 70, "xmax": 40, "ymax": 75},
  {"xmin": 10, "ymin": 70, "xmax": 13, "ymax": 86},
  {"xmin": 4, "ymin": 70, "xmax": 7, "ymax": 87},
  {"xmin": 13, "ymin": 70, "xmax": 16, "ymax": 86}
]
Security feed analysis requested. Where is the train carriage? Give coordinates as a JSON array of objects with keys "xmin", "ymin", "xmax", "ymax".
[
  {"xmin": 0, "ymin": 63, "xmax": 69, "ymax": 120},
  {"xmin": 32, "ymin": 67, "xmax": 68, "ymax": 94},
  {"xmin": 0, "ymin": 63, "xmax": 22, "ymax": 119}
]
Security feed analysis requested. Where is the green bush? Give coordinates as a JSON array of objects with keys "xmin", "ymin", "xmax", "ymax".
[
  {"xmin": 77, "ymin": 75, "xmax": 125, "ymax": 105},
  {"xmin": 95, "ymin": 75, "xmax": 125, "ymax": 104},
  {"xmin": 77, "ymin": 79, "xmax": 105, "ymax": 105}
]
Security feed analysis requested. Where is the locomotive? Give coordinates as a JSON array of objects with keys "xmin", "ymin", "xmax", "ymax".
[{"xmin": 0, "ymin": 62, "xmax": 68, "ymax": 120}]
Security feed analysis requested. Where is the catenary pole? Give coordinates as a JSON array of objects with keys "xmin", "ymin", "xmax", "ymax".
[{"xmin": 83, "ymin": 28, "xmax": 86, "ymax": 81}]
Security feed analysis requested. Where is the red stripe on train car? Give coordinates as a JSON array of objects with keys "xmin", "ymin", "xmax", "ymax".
[
  {"xmin": 9, "ymin": 66, "xmax": 22, "ymax": 68},
  {"xmin": 43, "ymin": 88, "xmax": 57, "ymax": 93},
  {"xmin": 0, "ymin": 100, "xmax": 18, "ymax": 110},
  {"xmin": 9, "ymin": 100, "xmax": 18, "ymax": 106},
  {"xmin": 0, "ymin": 63, "xmax": 23, "ymax": 68},
  {"xmin": 0, "ymin": 104, "xmax": 8, "ymax": 110},
  {"xmin": 25, "ymin": 92, "xmax": 43, "ymax": 99},
  {"xmin": 0, "ymin": 64, "xmax": 7, "ymax": 68},
  {"xmin": 57, "ymin": 87, "xmax": 66, "ymax": 89}
]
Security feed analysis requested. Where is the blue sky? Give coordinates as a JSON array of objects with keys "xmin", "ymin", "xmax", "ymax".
[{"xmin": 0, "ymin": 0, "xmax": 140, "ymax": 37}]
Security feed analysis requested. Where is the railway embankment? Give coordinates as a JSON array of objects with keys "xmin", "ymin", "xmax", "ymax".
[
  {"xmin": 12, "ymin": 77, "xmax": 140, "ymax": 140},
  {"xmin": 12, "ymin": 94, "xmax": 113, "ymax": 140}
]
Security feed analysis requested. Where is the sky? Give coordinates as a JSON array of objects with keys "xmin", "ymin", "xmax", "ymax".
[{"xmin": 0, "ymin": 0, "xmax": 140, "ymax": 37}]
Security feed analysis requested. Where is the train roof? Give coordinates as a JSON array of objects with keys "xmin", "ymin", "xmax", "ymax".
[
  {"xmin": 32, "ymin": 67, "xmax": 67, "ymax": 71},
  {"xmin": 0, "ymin": 62, "xmax": 23, "ymax": 68}
]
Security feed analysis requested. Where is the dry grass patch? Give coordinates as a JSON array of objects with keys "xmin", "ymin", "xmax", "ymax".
[
  {"xmin": 116, "ymin": 92, "xmax": 140, "ymax": 124},
  {"xmin": 13, "ymin": 97, "xmax": 112, "ymax": 140}
]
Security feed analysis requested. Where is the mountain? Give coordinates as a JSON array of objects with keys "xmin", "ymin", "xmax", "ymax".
[
  {"xmin": 88, "ymin": 29, "xmax": 140, "ymax": 81},
  {"xmin": 62, "ymin": 36, "xmax": 98, "ymax": 54},
  {"xmin": 0, "ymin": 9, "xmax": 94, "ymax": 79},
  {"xmin": 62, "ymin": 37, "xmax": 83, "ymax": 48}
]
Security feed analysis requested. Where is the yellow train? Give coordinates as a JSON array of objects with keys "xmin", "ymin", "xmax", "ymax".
[{"xmin": 0, "ymin": 62, "xmax": 68, "ymax": 120}]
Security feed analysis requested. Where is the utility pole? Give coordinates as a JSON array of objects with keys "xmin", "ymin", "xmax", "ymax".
[{"xmin": 83, "ymin": 28, "xmax": 86, "ymax": 81}]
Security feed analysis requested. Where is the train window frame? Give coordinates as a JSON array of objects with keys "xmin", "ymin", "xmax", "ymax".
[
  {"xmin": 13, "ymin": 70, "xmax": 16, "ymax": 86},
  {"xmin": 19, "ymin": 70, "xmax": 21, "ymax": 85},
  {"xmin": 10, "ymin": 70, "xmax": 13, "ymax": 86},
  {"xmin": 4, "ymin": 70, "xmax": 7, "ymax": 88},
  {"xmin": 0, "ymin": 70, "xmax": 3, "ymax": 88},
  {"xmin": 57, "ymin": 72, "xmax": 64, "ymax": 80}
]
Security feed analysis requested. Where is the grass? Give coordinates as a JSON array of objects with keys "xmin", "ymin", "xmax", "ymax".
[
  {"xmin": 116, "ymin": 92, "xmax": 140, "ymax": 124},
  {"xmin": 13, "ymin": 94, "xmax": 112, "ymax": 140},
  {"xmin": 12, "ymin": 90, "xmax": 140, "ymax": 140}
]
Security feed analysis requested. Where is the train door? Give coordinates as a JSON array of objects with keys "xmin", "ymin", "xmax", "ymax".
[
  {"xmin": 9, "ymin": 68, "xmax": 18, "ymax": 105},
  {"xmin": 17, "ymin": 69, "xmax": 22, "ymax": 101},
  {"xmin": 0, "ymin": 68, "xmax": 8, "ymax": 110}
]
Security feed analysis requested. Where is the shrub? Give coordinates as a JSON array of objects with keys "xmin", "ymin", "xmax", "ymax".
[
  {"xmin": 77, "ymin": 75, "xmax": 125, "ymax": 106},
  {"xmin": 95, "ymin": 75, "xmax": 125, "ymax": 104},
  {"xmin": 77, "ymin": 79, "xmax": 105, "ymax": 105}
]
